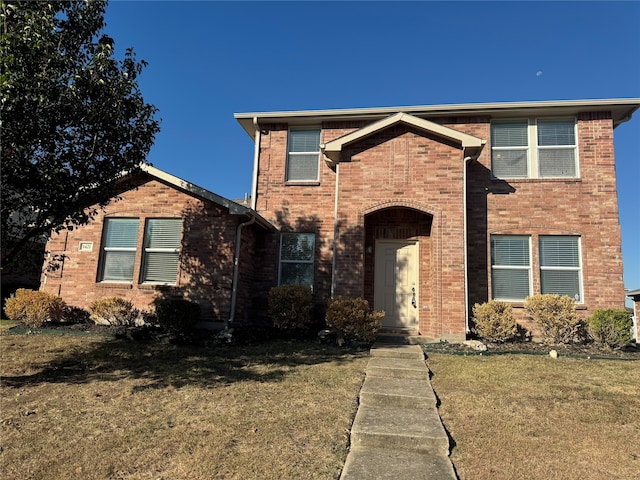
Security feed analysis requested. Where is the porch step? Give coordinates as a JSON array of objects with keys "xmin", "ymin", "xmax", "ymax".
[
  {"xmin": 340, "ymin": 447, "xmax": 457, "ymax": 480},
  {"xmin": 369, "ymin": 344, "xmax": 426, "ymax": 360},
  {"xmin": 376, "ymin": 333, "xmax": 441, "ymax": 345}
]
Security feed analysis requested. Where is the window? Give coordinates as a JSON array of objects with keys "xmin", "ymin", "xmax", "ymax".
[
  {"xmin": 141, "ymin": 219, "xmax": 182, "ymax": 284},
  {"xmin": 99, "ymin": 218, "xmax": 140, "ymax": 282},
  {"xmin": 491, "ymin": 235, "xmax": 531, "ymax": 301},
  {"xmin": 539, "ymin": 236, "xmax": 582, "ymax": 302},
  {"xmin": 491, "ymin": 119, "xmax": 577, "ymax": 179},
  {"xmin": 279, "ymin": 233, "xmax": 315, "ymax": 287},
  {"xmin": 286, "ymin": 129, "xmax": 320, "ymax": 182}
]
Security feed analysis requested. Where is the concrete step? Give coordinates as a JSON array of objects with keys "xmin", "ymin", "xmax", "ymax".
[
  {"xmin": 376, "ymin": 334, "xmax": 440, "ymax": 345},
  {"xmin": 359, "ymin": 375, "xmax": 437, "ymax": 409},
  {"xmin": 340, "ymin": 447, "xmax": 456, "ymax": 480},
  {"xmin": 350, "ymin": 404, "xmax": 450, "ymax": 455},
  {"xmin": 366, "ymin": 356, "xmax": 429, "ymax": 380},
  {"xmin": 369, "ymin": 344, "xmax": 425, "ymax": 360}
]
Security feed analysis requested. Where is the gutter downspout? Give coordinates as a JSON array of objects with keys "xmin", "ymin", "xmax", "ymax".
[
  {"xmin": 330, "ymin": 163, "xmax": 340, "ymax": 298},
  {"xmin": 463, "ymin": 153, "xmax": 473, "ymax": 336},
  {"xmin": 251, "ymin": 117, "xmax": 261, "ymax": 210},
  {"xmin": 227, "ymin": 215, "xmax": 256, "ymax": 329}
]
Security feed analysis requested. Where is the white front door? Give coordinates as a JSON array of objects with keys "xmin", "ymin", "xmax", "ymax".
[{"xmin": 374, "ymin": 240, "xmax": 419, "ymax": 329}]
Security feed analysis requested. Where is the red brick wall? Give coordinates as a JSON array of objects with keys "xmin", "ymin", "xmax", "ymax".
[
  {"xmin": 467, "ymin": 114, "xmax": 626, "ymax": 335},
  {"xmin": 254, "ymin": 112, "xmax": 626, "ymax": 340},
  {"xmin": 41, "ymin": 175, "xmax": 259, "ymax": 323}
]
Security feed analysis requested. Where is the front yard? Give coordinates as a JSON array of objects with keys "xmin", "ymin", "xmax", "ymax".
[
  {"xmin": 0, "ymin": 333, "xmax": 368, "ymax": 480},
  {"xmin": 426, "ymin": 351, "xmax": 640, "ymax": 480}
]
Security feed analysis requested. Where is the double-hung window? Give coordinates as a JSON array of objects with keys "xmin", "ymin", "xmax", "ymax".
[
  {"xmin": 490, "ymin": 235, "xmax": 532, "ymax": 301},
  {"xmin": 141, "ymin": 219, "xmax": 182, "ymax": 284},
  {"xmin": 286, "ymin": 129, "xmax": 320, "ymax": 182},
  {"xmin": 491, "ymin": 119, "xmax": 577, "ymax": 179},
  {"xmin": 539, "ymin": 236, "xmax": 582, "ymax": 302},
  {"xmin": 279, "ymin": 233, "xmax": 315, "ymax": 287},
  {"xmin": 99, "ymin": 218, "xmax": 140, "ymax": 282}
]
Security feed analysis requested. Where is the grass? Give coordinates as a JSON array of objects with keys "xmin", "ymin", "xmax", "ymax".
[
  {"xmin": 0, "ymin": 319, "xmax": 17, "ymax": 332},
  {"xmin": 0, "ymin": 333, "xmax": 369, "ymax": 480},
  {"xmin": 426, "ymin": 352, "xmax": 640, "ymax": 480}
]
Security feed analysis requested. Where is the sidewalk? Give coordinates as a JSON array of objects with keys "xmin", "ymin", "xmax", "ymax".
[{"xmin": 340, "ymin": 343, "xmax": 457, "ymax": 479}]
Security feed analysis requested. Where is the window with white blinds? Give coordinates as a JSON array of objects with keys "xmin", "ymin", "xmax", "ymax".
[
  {"xmin": 141, "ymin": 219, "xmax": 182, "ymax": 284},
  {"xmin": 99, "ymin": 218, "xmax": 140, "ymax": 282},
  {"xmin": 286, "ymin": 129, "xmax": 320, "ymax": 182},
  {"xmin": 279, "ymin": 233, "xmax": 315, "ymax": 287},
  {"xmin": 539, "ymin": 236, "xmax": 582, "ymax": 301},
  {"xmin": 491, "ymin": 235, "xmax": 531, "ymax": 301},
  {"xmin": 491, "ymin": 119, "xmax": 577, "ymax": 179}
]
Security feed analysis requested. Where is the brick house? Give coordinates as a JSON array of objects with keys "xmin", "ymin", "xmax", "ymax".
[
  {"xmin": 41, "ymin": 165, "xmax": 274, "ymax": 325},
  {"xmin": 234, "ymin": 98, "xmax": 639, "ymax": 340},
  {"xmin": 41, "ymin": 99, "xmax": 639, "ymax": 341}
]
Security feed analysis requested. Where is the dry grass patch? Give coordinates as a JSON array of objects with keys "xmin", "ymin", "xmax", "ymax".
[
  {"xmin": 0, "ymin": 333, "xmax": 368, "ymax": 479},
  {"xmin": 426, "ymin": 353, "xmax": 640, "ymax": 480}
]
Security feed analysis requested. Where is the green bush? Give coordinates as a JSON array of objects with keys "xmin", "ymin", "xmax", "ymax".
[
  {"xmin": 268, "ymin": 285, "xmax": 313, "ymax": 330},
  {"xmin": 153, "ymin": 297, "xmax": 200, "ymax": 332},
  {"xmin": 587, "ymin": 309, "xmax": 632, "ymax": 349},
  {"xmin": 524, "ymin": 294, "xmax": 586, "ymax": 344},
  {"xmin": 472, "ymin": 300, "xmax": 519, "ymax": 343},
  {"xmin": 88, "ymin": 297, "xmax": 138, "ymax": 326},
  {"xmin": 325, "ymin": 296, "xmax": 383, "ymax": 345},
  {"xmin": 3, "ymin": 289, "xmax": 66, "ymax": 328}
]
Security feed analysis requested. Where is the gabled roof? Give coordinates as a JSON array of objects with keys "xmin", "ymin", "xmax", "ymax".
[
  {"xmin": 234, "ymin": 98, "xmax": 640, "ymax": 138},
  {"xmin": 139, "ymin": 165, "xmax": 274, "ymax": 230},
  {"xmin": 320, "ymin": 112, "xmax": 486, "ymax": 166}
]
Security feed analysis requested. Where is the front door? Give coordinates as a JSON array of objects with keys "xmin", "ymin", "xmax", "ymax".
[{"xmin": 374, "ymin": 240, "xmax": 419, "ymax": 329}]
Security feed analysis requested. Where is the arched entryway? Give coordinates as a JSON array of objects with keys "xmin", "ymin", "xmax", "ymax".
[{"xmin": 363, "ymin": 207, "xmax": 433, "ymax": 333}]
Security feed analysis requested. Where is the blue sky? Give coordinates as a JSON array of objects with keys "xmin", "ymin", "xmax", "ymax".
[{"xmin": 103, "ymin": 1, "xmax": 640, "ymax": 295}]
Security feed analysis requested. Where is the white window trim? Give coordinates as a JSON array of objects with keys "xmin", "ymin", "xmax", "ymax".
[
  {"xmin": 140, "ymin": 218, "xmax": 182, "ymax": 286},
  {"xmin": 491, "ymin": 118, "xmax": 579, "ymax": 179},
  {"xmin": 286, "ymin": 128, "xmax": 321, "ymax": 183},
  {"xmin": 99, "ymin": 218, "xmax": 140, "ymax": 284}
]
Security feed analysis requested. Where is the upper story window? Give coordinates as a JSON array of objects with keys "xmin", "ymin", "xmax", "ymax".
[
  {"xmin": 286, "ymin": 128, "xmax": 320, "ymax": 182},
  {"xmin": 279, "ymin": 232, "xmax": 315, "ymax": 287},
  {"xmin": 491, "ymin": 119, "xmax": 578, "ymax": 179}
]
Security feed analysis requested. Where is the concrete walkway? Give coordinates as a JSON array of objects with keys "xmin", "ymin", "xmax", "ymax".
[{"xmin": 340, "ymin": 343, "xmax": 457, "ymax": 479}]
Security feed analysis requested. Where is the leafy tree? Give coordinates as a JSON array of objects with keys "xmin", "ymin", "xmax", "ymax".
[{"xmin": 0, "ymin": 1, "xmax": 160, "ymax": 273}]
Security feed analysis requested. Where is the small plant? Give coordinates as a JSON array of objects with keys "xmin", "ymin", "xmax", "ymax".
[
  {"xmin": 3, "ymin": 289, "xmax": 66, "ymax": 328},
  {"xmin": 325, "ymin": 296, "xmax": 383, "ymax": 345},
  {"xmin": 472, "ymin": 300, "xmax": 519, "ymax": 343},
  {"xmin": 268, "ymin": 285, "xmax": 313, "ymax": 330},
  {"xmin": 63, "ymin": 305, "xmax": 91, "ymax": 324},
  {"xmin": 587, "ymin": 309, "xmax": 632, "ymax": 349},
  {"xmin": 153, "ymin": 297, "xmax": 201, "ymax": 332},
  {"xmin": 524, "ymin": 294, "xmax": 586, "ymax": 344},
  {"xmin": 88, "ymin": 297, "xmax": 138, "ymax": 326}
]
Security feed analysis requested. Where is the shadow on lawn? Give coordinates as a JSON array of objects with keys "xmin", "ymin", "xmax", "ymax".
[{"xmin": 1, "ymin": 337, "xmax": 370, "ymax": 391}]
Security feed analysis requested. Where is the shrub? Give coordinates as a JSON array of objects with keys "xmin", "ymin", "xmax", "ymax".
[
  {"xmin": 3, "ymin": 289, "xmax": 66, "ymax": 328},
  {"xmin": 153, "ymin": 297, "xmax": 201, "ymax": 332},
  {"xmin": 587, "ymin": 309, "xmax": 632, "ymax": 349},
  {"xmin": 88, "ymin": 297, "xmax": 138, "ymax": 326},
  {"xmin": 524, "ymin": 294, "xmax": 586, "ymax": 344},
  {"xmin": 472, "ymin": 300, "xmax": 519, "ymax": 343},
  {"xmin": 62, "ymin": 306, "xmax": 91, "ymax": 324},
  {"xmin": 268, "ymin": 285, "xmax": 313, "ymax": 330},
  {"xmin": 325, "ymin": 296, "xmax": 384, "ymax": 345}
]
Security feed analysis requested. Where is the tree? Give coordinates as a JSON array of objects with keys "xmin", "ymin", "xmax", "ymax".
[{"xmin": 0, "ymin": 1, "xmax": 160, "ymax": 274}]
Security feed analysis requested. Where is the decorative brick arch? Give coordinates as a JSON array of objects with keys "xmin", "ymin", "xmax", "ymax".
[{"xmin": 358, "ymin": 198, "xmax": 444, "ymax": 338}]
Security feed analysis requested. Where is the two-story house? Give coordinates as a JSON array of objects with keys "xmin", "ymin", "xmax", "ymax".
[{"xmin": 40, "ymin": 99, "xmax": 639, "ymax": 341}]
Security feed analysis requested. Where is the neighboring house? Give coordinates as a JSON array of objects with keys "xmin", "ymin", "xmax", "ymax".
[
  {"xmin": 627, "ymin": 289, "xmax": 640, "ymax": 341},
  {"xmin": 41, "ymin": 99, "xmax": 639, "ymax": 341},
  {"xmin": 41, "ymin": 165, "xmax": 274, "ymax": 325}
]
